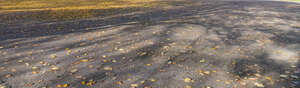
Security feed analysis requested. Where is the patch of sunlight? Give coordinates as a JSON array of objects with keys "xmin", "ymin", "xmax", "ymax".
[{"xmin": 267, "ymin": 44, "xmax": 299, "ymax": 65}]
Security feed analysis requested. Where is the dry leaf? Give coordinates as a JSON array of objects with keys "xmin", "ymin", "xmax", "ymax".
[
  {"xmin": 80, "ymin": 59, "xmax": 89, "ymax": 62},
  {"xmin": 186, "ymin": 85, "xmax": 192, "ymax": 88},
  {"xmin": 184, "ymin": 78, "xmax": 192, "ymax": 83},
  {"xmin": 104, "ymin": 66, "xmax": 112, "ymax": 71}
]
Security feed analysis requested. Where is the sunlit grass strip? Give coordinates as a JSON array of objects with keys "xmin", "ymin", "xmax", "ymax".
[
  {"xmin": 0, "ymin": 0, "xmax": 174, "ymax": 21},
  {"xmin": 284, "ymin": 0, "xmax": 300, "ymax": 1},
  {"xmin": 0, "ymin": 0, "xmax": 161, "ymax": 13}
]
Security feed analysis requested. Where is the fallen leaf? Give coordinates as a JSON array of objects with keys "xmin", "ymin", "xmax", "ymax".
[
  {"xmin": 51, "ymin": 54, "xmax": 57, "ymax": 58},
  {"xmin": 104, "ymin": 66, "xmax": 112, "ymax": 71},
  {"xmin": 51, "ymin": 67, "xmax": 59, "ymax": 70},
  {"xmin": 131, "ymin": 84, "xmax": 138, "ymax": 88},
  {"xmin": 265, "ymin": 76, "xmax": 272, "ymax": 80},
  {"xmin": 5, "ymin": 74, "xmax": 12, "ymax": 78},
  {"xmin": 151, "ymin": 78, "xmax": 156, "ymax": 82},
  {"xmin": 63, "ymin": 84, "xmax": 68, "ymax": 88},
  {"xmin": 254, "ymin": 82, "xmax": 264, "ymax": 87},
  {"xmin": 17, "ymin": 60, "xmax": 23, "ymax": 63},
  {"xmin": 86, "ymin": 80, "xmax": 95, "ymax": 86},
  {"xmin": 184, "ymin": 78, "xmax": 192, "ymax": 83},
  {"xmin": 200, "ymin": 59, "xmax": 205, "ymax": 63},
  {"xmin": 57, "ymin": 84, "xmax": 62, "ymax": 88},
  {"xmin": 32, "ymin": 71, "xmax": 38, "ymax": 74},
  {"xmin": 116, "ymin": 81, "xmax": 123, "ymax": 85},
  {"xmin": 81, "ymin": 81, "xmax": 86, "ymax": 85},
  {"xmin": 186, "ymin": 85, "xmax": 192, "ymax": 88},
  {"xmin": 112, "ymin": 59, "xmax": 117, "ymax": 63},
  {"xmin": 70, "ymin": 69, "xmax": 78, "ymax": 73},
  {"xmin": 32, "ymin": 66, "xmax": 39, "ymax": 70},
  {"xmin": 80, "ymin": 59, "xmax": 89, "ymax": 62},
  {"xmin": 204, "ymin": 71, "xmax": 210, "ymax": 75},
  {"xmin": 146, "ymin": 64, "xmax": 151, "ymax": 66}
]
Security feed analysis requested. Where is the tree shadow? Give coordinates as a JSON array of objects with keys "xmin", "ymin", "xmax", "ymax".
[{"xmin": 0, "ymin": 0, "xmax": 300, "ymax": 88}]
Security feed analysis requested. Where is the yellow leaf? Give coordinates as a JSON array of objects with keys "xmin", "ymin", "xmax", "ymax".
[
  {"xmin": 186, "ymin": 85, "xmax": 192, "ymax": 88},
  {"xmin": 151, "ymin": 78, "xmax": 156, "ymax": 82},
  {"xmin": 57, "ymin": 84, "xmax": 62, "ymax": 88},
  {"xmin": 63, "ymin": 84, "xmax": 68, "ymax": 88},
  {"xmin": 80, "ymin": 59, "xmax": 89, "ymax": 62},
  {"xmin": 131, "ymin": 84, "xmax": 138, "ymax": 87},
  {"xmin": 265, "ymin": 76, "xmax": 272, "ymax": 80},
  {"xmin": 81, "ymin": 81, "xmax": 86, "ymax": 85},
  {"xmin": 51, "ymin": 67, "xmax": 59, "ymax": 70},
  {"xmin": 184, "ymin": 78, "xmax": 192, "ymax": 83},
  {"xmin": 146, "ymin": 64, "xmax": 151, "ymax": 66}
]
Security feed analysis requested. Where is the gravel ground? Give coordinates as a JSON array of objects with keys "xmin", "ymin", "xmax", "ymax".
[{"xmin": 0, "ymin": 0, "xmax": 300, "ymax": 88}]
